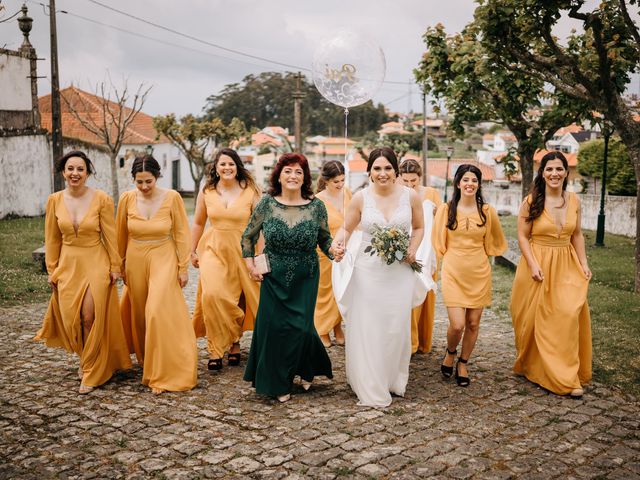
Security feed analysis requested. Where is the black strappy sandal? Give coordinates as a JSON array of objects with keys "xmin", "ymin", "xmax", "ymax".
[
  {"xmin": 227, "ymin": 352, "xmax": 241, "ymax": 366},
  {"xmin": 441, "ymin": 348, "xmax": 457, "ymax": 378},
  {"xmin": 208, "ymin": 358, "xmax": 223, "ymax": 371},
  {"xmin": 455, "ymin": 358, "xmax": 470, "ymax": 387}
]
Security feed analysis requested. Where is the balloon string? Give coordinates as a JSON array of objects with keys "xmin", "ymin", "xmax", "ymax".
[{"xmin": 343, "ymin": 107, "xmax": 349, "ymax": 235}]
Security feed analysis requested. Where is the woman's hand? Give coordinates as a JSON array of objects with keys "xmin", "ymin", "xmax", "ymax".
[
  {"xmin": 178, "ymin": 272, "xmax": 188, "ymax": 288},
  {"xmin": 582, "ymin": 263, "xmax": 592, "ymax": 281},
  {"xmin": 528, "ymin": 261, "xmax": 544, "ymax": 282},
  {"xmin": 190, "ymin": 252, "xmax": 199, "ymax": 268},
  {"xmin": 110, "ymin": 272, "xmax": 122, "ymax": 285},
  {"xmin": 330, "ymin": 242, "xmax": 345, "ymax": 262},
  {"xmin": 47, "ymin": 275, "xmax": 56, "ymax": 290},
  {"xmin": 248, "ymin": 267, "xmax": 264, "ymax": 282},
  {"xmin": 404, "ymin": 248, "xmax": 417, "ymax": 265}
]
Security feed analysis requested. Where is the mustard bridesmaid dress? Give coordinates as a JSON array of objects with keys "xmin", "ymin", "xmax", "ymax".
[
  {"xmin": 35, "ymin": 190, "xmax": 132, "ymax": 387},
  {"xmin": 117, "ymin": 190, "xmax": 197, "ymax": 392},
  {"xmin": 510, "ymin": 193, "xmax": 592, "ymax": 394},
  {"xmin": 432, "ymin": 203, "xmax": 507, "ymax": 308},
  {"xmin": 192, "ymin": 187, "xmax": 260, "ymax": 360},
  {"xmin": 314, "ymin": 188, "xmax": 352, "ymax": 337},
  {"xmin": 411, "ymin": 187, "xmax": 441, "ymax": 353}
]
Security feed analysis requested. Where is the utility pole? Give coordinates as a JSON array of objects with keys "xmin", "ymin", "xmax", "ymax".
[
  {"xmin": 50, "ymin": 0, "xmax": 64, "ymax": 191},
  {"xmin": 293, "ymin": 72, "xmax": 306, "ymax": 154},
  {"xmin": 421, "ymin": 90, "xmax": 428, "ymax": 186},
  {"xmin": 595, "ymin": 122, "xmax": 611, "ymax": 247}
]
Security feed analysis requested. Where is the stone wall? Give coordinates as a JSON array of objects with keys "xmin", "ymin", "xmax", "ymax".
[
  {"xmin": 432, "ymin": 184, "xmax": 636, "ymax": 237},
  {"xmin": 0, "ymin": 134, "xmax": 51, "ymax": 218}
]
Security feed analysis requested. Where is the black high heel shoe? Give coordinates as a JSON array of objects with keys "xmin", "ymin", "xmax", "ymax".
[
  {"xmin": 208, "ymin": 358, "xmax": 223, "ymax": 371},
  {"xmin": 455, "ymin": 358, "xmax": 470, "ymax": 387},
  {"xmin": 441, "ymin": 348, "xmax": 457, "ymax": 378},
  {"xmin": 227, "ymin": 352, "xmax": 241, "ymax": 366}
]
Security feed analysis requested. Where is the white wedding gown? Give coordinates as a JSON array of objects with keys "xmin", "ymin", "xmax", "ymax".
[{"xmin": 333, "ymin": 186, "xmax": 431, "ymax": 407}]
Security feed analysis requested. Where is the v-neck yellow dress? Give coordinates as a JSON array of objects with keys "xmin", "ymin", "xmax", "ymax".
[
  {"xmin": 411, "ymin": 187, "xmax": 441, "ymax": 353},
  {"xmin": 117, "ymin": 190, "xmax": 197, "ymax": 392},
  {"xmin": 510, "ymin": 193, "xmax": 592, "ymax": 394},
  {"xmin": 35, "ymin": 190, "xmax": 132, "ymax": 387},
  {"xmin": 192, "ymin": 187, "xmax": 261, "ymax": 359},
  {"xmin": 433, "ymin": 203, "xmax": 507, "ymax": 308},
  {"xmin": 313, "ymin": 188, "xmax": 352, "ymax": 336}
]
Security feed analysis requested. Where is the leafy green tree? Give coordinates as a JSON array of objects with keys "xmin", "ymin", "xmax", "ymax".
[
  {"xmin": 473, "ymin": 0, "xmax": 640, "ymax": 292},
  {"xmin": 578, "ymin": 137, "xmax": 636, "ymax": 196},
  {"xmin": 414, "ymin": 23, "xmax": 588, "ymax": 196},
  {"xmin": 204, "ymin": 72, "xmax": 389, "ymax": 138},
  {"xmin": 153, "ymin": 114, "xmax": 247, "ymax": 200}
]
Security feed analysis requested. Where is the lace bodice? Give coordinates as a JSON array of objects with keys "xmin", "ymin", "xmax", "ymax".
[{"xmin": 359, "ymin": 186, "xmax": 412, "ymax": 240}]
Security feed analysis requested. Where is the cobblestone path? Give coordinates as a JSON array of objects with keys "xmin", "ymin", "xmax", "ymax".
[{"xmin": 1, "ymin": 265, "xmax": 638, "ymax": 479}]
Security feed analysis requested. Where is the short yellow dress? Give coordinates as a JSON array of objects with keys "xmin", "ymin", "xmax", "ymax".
[
  {"xmin": 433, "ymin": 203, "xmax": 507, "ymax": 308},
  {"xmin": 313, "ymin": 188, "xmax": 352, "ymax": 336},
  {"xmin": 411, "ymin": 187, "xmax": 441, "ymax": 353},
  {"xmin": 35, "ymin": 190, "xmax": 132, "ymax": 387},
  {"xmin": 510, "ymin": 193, "xmax": 592, "ymax": 394},
  {"xmin": 117, "ymin": 190, "xmax": 197, "ymax": 392},
  {"xmin": 192, "ymin": 187, "xmax": 261, "ymax": 359}
]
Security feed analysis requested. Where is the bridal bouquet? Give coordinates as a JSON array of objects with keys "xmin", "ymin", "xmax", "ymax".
[{"xmin": 364, "ymin": 224, "xmax": 423, "ymax": 273}]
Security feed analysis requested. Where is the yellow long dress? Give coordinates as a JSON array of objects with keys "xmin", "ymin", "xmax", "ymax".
[
  {"xmin": 433, "ymin": 203, "xmax": 507, "ymax": 308},
  {"xmin": 117, "ymin": 190, "xmax": 197, "ymax": 392},
  {"xmin": 35, "ymin": 190, "xmax": 132, "ymax": 387},
  {"xmin": 411, "ymin": 187, "xmax": 441, "ymax": 353},
  {"xmin": 314, "ymin": 189, "xmax": 352, "ymax": 335},
  {"xmin": 510, "ymin": 193, "xmax": 592, "ymax": 394},
  {"xmin": 192, "ymin": 187, "xmax": 260, "ymax": 359}
]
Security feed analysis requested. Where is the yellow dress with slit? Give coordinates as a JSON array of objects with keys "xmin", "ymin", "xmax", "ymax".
[
  {"xmin": 35, "ymin": 190, "xmax": 132, "ymax": 387},
  {"xmin": 192, "ymin": 187, "xmax": 261, "ymax": 359},
  {"xmin": 432, "ymin": 203, "xmax": 507, "ymax": 308},
  {"xmin": 314, "ymin": 189, "xmax": 352, "ymax": 336},
  {"xmin": 510, "ymin": 193, "xmax": 592, "ymax": 394},
  {"xmin": 117, "ymin": 190, "xmax": 197, "ymax": 392},
  {"xmin": 411, "ymin": 187, "xmax": 441, "ymax": 353}
]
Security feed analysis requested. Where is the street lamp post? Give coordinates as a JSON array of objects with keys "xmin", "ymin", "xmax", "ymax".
[
  {"xmin": 444, "ymin": 146, "xmax": 454, "ymax": 203},
  {"xmin": 595, "ymin": 124, "xmax": 611, "ymax": 247}
]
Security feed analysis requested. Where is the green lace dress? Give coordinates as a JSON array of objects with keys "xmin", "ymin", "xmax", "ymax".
[{"xmin": 241, "ymin": 195, "xmax": 334, "ymax": 397}]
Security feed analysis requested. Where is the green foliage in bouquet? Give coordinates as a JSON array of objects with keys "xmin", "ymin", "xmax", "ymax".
[{"xmin": 364, "ymin": 224, "xmax": 423, "ymax": 273}]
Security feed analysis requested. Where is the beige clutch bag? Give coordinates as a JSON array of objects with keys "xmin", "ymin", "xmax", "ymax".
[{"xmin": 254, "ymin": 253, "xmax": 271, "ymax": 275}]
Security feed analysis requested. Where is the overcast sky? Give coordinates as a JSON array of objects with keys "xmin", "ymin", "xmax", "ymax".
[{"xmin": 1, "ymin": 0, "xmax": 639, "ymax": 119}]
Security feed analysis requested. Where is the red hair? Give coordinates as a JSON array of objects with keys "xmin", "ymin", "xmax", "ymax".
[{"xmin": 268, "ymin": 153, "xmax": 314, "ymax": 199}]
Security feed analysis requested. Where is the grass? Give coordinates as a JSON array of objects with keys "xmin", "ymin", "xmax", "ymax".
[
  {"xmin": 0, "ymin": 216, "xmax": 49, "ymax": 307},
  {"xmin": 494, "ymin": 215, "xmax": 640, "ymax": 395}
]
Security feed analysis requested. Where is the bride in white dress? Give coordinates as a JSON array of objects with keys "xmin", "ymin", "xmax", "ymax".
[{"xmin": 332, "ymin": 147, "xmax": 430, "ymax": 407}]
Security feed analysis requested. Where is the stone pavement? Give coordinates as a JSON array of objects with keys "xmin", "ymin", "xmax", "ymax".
[{"xmin": 1, "ymin": 265, "xmax": 639, "ymax": 479}]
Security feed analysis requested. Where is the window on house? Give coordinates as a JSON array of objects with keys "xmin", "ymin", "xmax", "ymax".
[{"xmin": 119, "ymin": 157, "xmax": 125, "ymax": 168}]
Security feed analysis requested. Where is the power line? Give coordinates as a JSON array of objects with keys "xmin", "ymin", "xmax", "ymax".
[{"xmin": 82, "ymin": 0, "xmax": 416, "ymax": 87}]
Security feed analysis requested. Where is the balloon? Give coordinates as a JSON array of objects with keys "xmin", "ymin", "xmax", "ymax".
[{"xmin": 312, "ymin": 30, "xmax": 386, "ymax": 109}]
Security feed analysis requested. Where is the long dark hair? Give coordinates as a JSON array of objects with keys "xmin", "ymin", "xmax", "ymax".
[
  {"xmin": 316, "ymin": 160, "xmax": 345, "ymax": 193},
  {"xmin": 526, "ymin": 151, "xmax": 569, "ymax": 223},
  {"xmin": 367, "ymin": 147, "xmax": 399, "ymax": 176},
  {"xmin": 131, "ymin": 154, "xmax": 161, "ymax": 178},
  {"xmin": 399, "ymin": 158, "xmax": 422, "ymax": 177},
  {"xmin": 268, "ymin": 153, "xmax": 314, "ymax": 199},
  {"xmin": 206, "ymin": 148, "xmax": 259, "ymax": 195},
  {"xmin": 446, "ymin": 164, "xmax": 487, "ymax": 230}
]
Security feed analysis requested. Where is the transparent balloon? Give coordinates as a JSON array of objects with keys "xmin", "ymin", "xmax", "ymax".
[{"xmin": 312, "ymin": 30, "xmax": 386, "ymax": 109}]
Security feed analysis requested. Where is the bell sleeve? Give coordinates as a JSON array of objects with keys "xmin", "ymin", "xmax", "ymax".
[
  {"xmin": 98, "ymin": 193, "xmax": 122, "ymax": 273},
  {"xmin": 432, "ymin": 203, "xmax": 449, "ymax": 259},
  {"xmin": 44, "ymin": 194, "xmax": 62, "ymax": 276},
  {"xmin": 115, "ymin": 191, "xmax": 130, "ymax": 270},
  {"xmin": 484, "ymin": 204, "xmax": 508, "ymax": 257}
]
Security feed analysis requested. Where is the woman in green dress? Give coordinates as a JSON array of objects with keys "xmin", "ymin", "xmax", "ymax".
[{"xmin": 242, "ymin": 153, "xmax": 343, "ymax": 402}]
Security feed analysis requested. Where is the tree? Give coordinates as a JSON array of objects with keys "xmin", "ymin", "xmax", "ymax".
[
  {"xmin": 204, "ymin": 72, "xmax": 389, "ymax": 138},
  {"xmin": 474, "ymin": 0, "xmax": 640, "ymax": 292},
  {"xmin": 153, "ymin": 114, "xmax": 247, "ymax": 201},
  {"xmin": 414, "ymin": 23, "xmax": 588, "ymax": 196},
  {"xmin": 578, "ymin": 137, "xmax": 636, "ymax": 196},
  {"xmin": 62, "ymin": 79, "xmax": 151, "ymax": 205}
]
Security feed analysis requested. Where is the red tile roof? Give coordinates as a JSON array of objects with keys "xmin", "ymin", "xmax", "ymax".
[
  {"xmin": 39, "ymin": 86, "xmax": 165, "ymax": 145},
  {"xmin": 495, "ymin": 149, "xmax": 578, "ymax": 167},
  {"xmin": 319, "ymin": 137, "xmax": 356, "ymax": 145}
]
